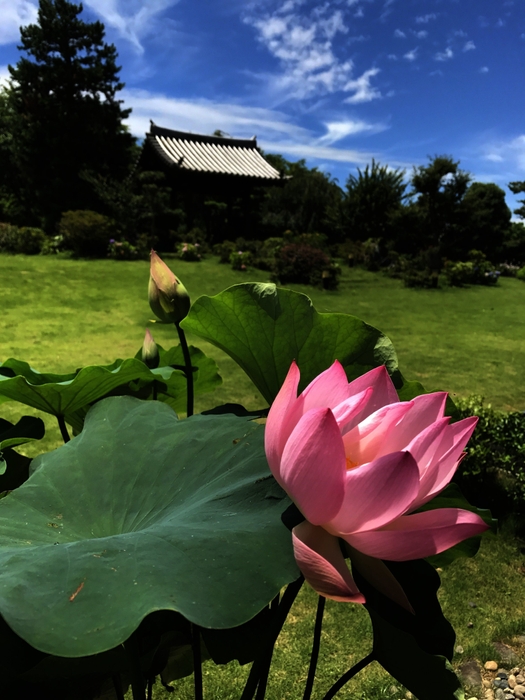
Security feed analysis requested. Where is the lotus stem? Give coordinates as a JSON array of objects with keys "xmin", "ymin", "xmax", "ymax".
[
  {"xmin": 112, "ymin": 674, "xmax": 125, "ymax": 700},
  {"xmin": 123, "ymin": 634, "xmax": 146, "ymax": 700},
  {"xmin": 239, "ymin": 575, "xmax": 304, "ymax": 700},
  {"xmin": 57, "ymin": 415, "xmax": 70, "ymax": 443},
  {"xmin": 192, "ymin": 623, "xmax": 203, "ymax": 700},
  {"xmin": 175, "ymin": 321, "xmax": 194, "ymax": 417},
  {"xmin": 302, "ymin": 595, "xmax": 326, "ymax": 700},
  {"xmin": 254, "ymin": 595, "xmax": 280, "ymax": 700},
  {"xmin": 321, "ymin": 652, "xmax": 375, "ymax": 700}
]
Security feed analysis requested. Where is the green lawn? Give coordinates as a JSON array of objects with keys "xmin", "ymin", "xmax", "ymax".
[{"xmin": 1, "ymin": 252, "xmax": 525, "ymax": 698}]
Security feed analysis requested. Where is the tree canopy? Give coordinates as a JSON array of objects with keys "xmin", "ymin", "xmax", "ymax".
[{"xmin": 2, "ymin": 0, "xmax": 136, "ymax": 229}]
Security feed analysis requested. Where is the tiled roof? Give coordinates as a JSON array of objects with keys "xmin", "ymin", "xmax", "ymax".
[{"xmin": 146, "ymin": 123, "xmax": 282, "ymax": 181}]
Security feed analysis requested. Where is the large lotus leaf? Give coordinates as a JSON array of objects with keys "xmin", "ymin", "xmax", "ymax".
[
  {"xmin": 0, "ymin": 352, "xmax": 219, "ymax": 421},
  {"xmin": 181, "ymin": 283, "xmax": 415, "ymax": 405},
  {"xmin": 0, "ymin": 396, "xmax": 297, "ymax": 657},
  {"xmin": 0, "ymin": 416, "xmax": 45, "ymax": 452}
]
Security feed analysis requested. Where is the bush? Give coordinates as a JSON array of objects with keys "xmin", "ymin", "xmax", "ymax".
[
  {"xmin": 454, "ymin": 395, "xmax": 525, "ymax": 522},
  {"xmin": 0, "ymin": 223, "xmax": 46, "ymax": 255},
  {"xmin": 273, "ymin": 243, "xmax": 340, "ymax": 289},
  {"xmin": 443, "ymin": 250, "xmax": 500, "ymax": 287},
  {"xmin": 229, "ymin": 250, "xmax": 253, "ymax": 271},
  {"xmin": 107, "ymin": 239, "xmax": 146, "ymax": 260},
  {"xmin": 40, "ymin": 234, "xmax": 64, "ymax": 255},
  {"xmin": 59, "ymin": 210, "xmax": 117, "ymax": 258},
  {"xmin": 497, "ymin": 262, "xmax": 520, "ymax": 277},
  {"xmin": 176, "ymin": 242, "xmax": 202, "ymax": 261},
  {"xmin": 517, "ymin": 266, "xmax": 525, "ymax": 282},
  {"xmin": 213, "ymin": 240, "xmax": 236, "ymax": 264}
]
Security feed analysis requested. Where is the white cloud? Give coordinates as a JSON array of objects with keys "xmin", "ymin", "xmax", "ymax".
[
  {"xmin": 394, "ymin": 29, "xmax": 406, "ymax": 38},
  {"xmin": 388, "ymin": 54, "xmax": 398, "ymax": 60},
  {"xmin": 354, "ymin": 7, "xmax": 364, "ymax": 18},
  {"xmin": 479, "ymin": 66, "xmax": 489, "ymax": 73},
  {"xmin": 343, "ymin": 67, "xmax": 381, "ymax": 103},
  {"xmin": 261, "ymin": 140, "xmax": 375, "ymax": 166},
  {"xmin": 435, "ymin": 47, "xmax": 454, "ymax": 61},
  {"xmin": 318, "ymin": 118, "xmax": 387, "ymax": 144},
  {"xmin": 413, "ymin": 30, "xmax": 428, "ymax": 39},
  {"xmin": 122, "ymin": 88, "xmax": 312, "ymax": 141},
  {"xmin": 404, "ymin": 48, "xmax": 418, "ymax": 61},
  {"xmin": 244, "ymin": 6, "xmax": 381, "ymax": 102},
  {"xmin": 0, "ymin": 0, "xmax": 38, "ymax": 45},
  {"xmin": 480, "ymin": 134, "xmax": 525, "ymax": 171},
  {"xmin": 415, "ymin": 13, "xmax": 437, "ymax": 24},
  {"xmin": 0, "ymin": 64, "xmax": 10, "ymax": 88},
  {"xmin": 463, "ymin": 40, "xmax": 476, "ymax": 51},
  {"xmin": 84, "ymin": 0, "xmax": 179, "ymax": 54}
]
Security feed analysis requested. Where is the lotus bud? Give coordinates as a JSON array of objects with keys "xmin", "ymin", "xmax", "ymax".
[
  {"xmin": 141, "ymin": 328, "xmax": 159, "ymax": 369},
  {"xmin": 148, "ymin": 250, "xmax": 191, "ymax": 323}
]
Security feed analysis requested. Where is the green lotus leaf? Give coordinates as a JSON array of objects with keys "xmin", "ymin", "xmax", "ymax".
[
  {"xmin": 0, "ymin": 416, "xmax": 45, "ymax": 452},
  {"xmin": 0, "ymin": 396, "xmax": 297, "ymax": 657},
  {"xmin": 181, "ymin": 283, "xmax": 420, "ymax": 405},
  {"xmin": 0, "ymin": 351, "xmax": 220, "ymax": 422}
]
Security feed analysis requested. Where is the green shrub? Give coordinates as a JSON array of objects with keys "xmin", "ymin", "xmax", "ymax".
[
  {"xmin": 444, "ymin": 250, "xmax": 500, "ymax": 287},
  {"xmin": 454, "ymin": 395, "xmax": 525, "ymax": 521},
  {"xmin": 107, "ymin": 239, "xmax": 146, "ymax": 260},
  {"xmin": 213, "ymin": 240, "xmax": 236, "ymax": 264},
  {"xmin": 517, "ymin": 266, "xmax": 525, "ymax": 282},
  {"xmin": 229, "ymin": 250, "xmax": 253, "ymax": 271},
  {"xmin": 176, "ymin": 242, "xmax": 202, "ymax": 261},
  {"xmin": 40, "ymin": 234, "xmax": 64, "ymax": 255},
  {"xmin": 59, "ymin": 210, "xmax": 116, "ymax": 258},
  {"xmin": 0, "ymin": 223, "xmax": 46, "ymax": 254},
  {"xmin": 273, "ymin": 243, "xmax": 340, "ymax": 289}
]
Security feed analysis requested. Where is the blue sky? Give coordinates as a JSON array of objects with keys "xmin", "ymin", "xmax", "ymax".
[{"xmin": 0, "ymin": 0, "xmax": 524, "ymax": 214}]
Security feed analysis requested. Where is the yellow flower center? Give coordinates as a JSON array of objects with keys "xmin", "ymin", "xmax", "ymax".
[{"xmin": 345, "ymin": 456, "xmax": 359, "ymax": 471}]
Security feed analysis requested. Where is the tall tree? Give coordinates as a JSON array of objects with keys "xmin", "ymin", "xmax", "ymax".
[
  {"xmin": 4, "ymin": 0, "xmax": 136, "ymax": 228},
  {"xmin": 410, "ymin": 155, "xmax": 471, "ymax": 256},
  {"xmin": 342, "ymin": 159, "xmax": 407, "ymax": 242},
  {"xmin": 509, "ymin": 181, "xmax": 525, "ymax": 220},
  {"xmin": 460, "ymin": 182, "xmax": 511, "ymax": 261}
]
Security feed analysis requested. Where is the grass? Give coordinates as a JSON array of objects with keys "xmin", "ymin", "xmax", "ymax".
[{"xmin": 1, "ymin": 252, "xmax": 525, "ymax": 698}]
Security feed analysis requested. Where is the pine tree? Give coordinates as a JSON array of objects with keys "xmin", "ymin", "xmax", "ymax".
[{"xmin": 5, "ymin": 0, "xmax": 136, "ymax": 228}]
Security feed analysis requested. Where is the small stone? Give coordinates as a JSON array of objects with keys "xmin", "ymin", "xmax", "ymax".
[
  {"xmin": 467, "ymin": 697, "xmax": 479, "ymax": 700},
  {"xmin": 517, "ymin": 675, "xmax": 525, "ymax": 685},
  {"xmin": 494, "ymin": 642, "xmax": 520, "ymax": 665},
  {"xmin": 509, "ymin": 675, "xmax": 517, "ymax": 689},
  {"xmin": 497, "ymin": 671, "xmax": 509, "ymax": 679},
  {"xmin": 511, "ymin": 668, "xmax": 521, "ymax": 676},
  {"xmin": 456, "ymin": 645, "xmax": 464, "ymax": 654},
  {"xmin": 515, "ymin": 685, "xmax": 525, "ymax": 695},
  {"xmin": 484, "ymin": 691, "xmax": 494, "ymax": 700},
  {"xmin": 486, "ymin": 661, "xmax": 499, "ymax": 671},
  {"xmin": 484, "ymin": 680, "xmax": 493, "ymax": 688},
  {"xmin": 468, "ymin": 622, "xmax": 475, "ymax": 628},
  {"xmin": 469, "ymin": 601, "xmax": 478, "ymax": 608},
  {"xmin": 460, "ymin": 660, "xmax": 483, "ymax": 688},
  {"xmin": 516, "ymin": 690, "xmax": 525, "ymax": 700},
  {"xmin": 495, "ymin": 689, "xmax": 506, "ymax": 700}
]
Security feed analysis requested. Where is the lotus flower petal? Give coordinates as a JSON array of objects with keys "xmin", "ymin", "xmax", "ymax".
[
  {"xmin": 344, "ymin": 509, "xmax": 489, "ymax": 561},
  {"xmin": 328, "ymin": 451, "xmax": 420, "ymax": 535},
  {"xmin": 265, "ymin": 361, "xmax": 302, "ymax": 478},
  {"xmin": 292, "ymin": 522, "xmax": 365, "ymax": 602},
  {"xmin": 302, "ymin": 360, "xmax": 351, "ymax": 413},
  {"xmin": 281, "ymin": 408, "xmax": 345, "ymax": 525}
]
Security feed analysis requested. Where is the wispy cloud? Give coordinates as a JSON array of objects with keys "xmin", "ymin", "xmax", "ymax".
[
  {"xmin": 435, "ymin": 47, "xmax": 454, "ymax": 61},
  {"xmin": 404, "ymin": 48, "xmax": 418, "ymax": 61},
  {"xmin": 123, "ymin": 88, "xmax": 311, "ymax": 141},
  {"xmin": 0, "ymin": 0, "xmax": 37, "ymax": 46},
  {"xmin": 84, "ymin": 0, "xmax": 179, "ymax": 54},
  {"xmin": 463, "ymin": 40, "xmax": 476, "ymax": 51},
  {"xmin": 479, "ymin": 66, "xmax": 489, "ymax": 73},
  {"xmin": 343, "ymin": 67, "xmax": 381, "ymax": 103},
  {"xmin": 394, "ymin": 29, "xmax": 406, "ymax": 38},
  {"xmin": 318, "ymin": 118, "xmax": 387, "ymax": 145},
  {"xmin": 0, "ymin": 64, "xmax": 10, "ymax": 87},
  {"xmin": 480, "ymin": 134, "xmax": 525, "ymax": 171},
  {"xmin": 415, "ymin": 13, "xmax": 437, "ymax": 24},
  {"xmin": 244, "ymin": 4, "xmax": 382, "ymax": 103},
  {"xmin": 412, "ymin": 30, "xmax": 428, "ymax": 39}
]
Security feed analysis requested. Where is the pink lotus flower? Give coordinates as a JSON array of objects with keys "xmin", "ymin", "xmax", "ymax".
[{"xmin": 265, "ymin": 361, "xmax": 488, "ymax": 608}]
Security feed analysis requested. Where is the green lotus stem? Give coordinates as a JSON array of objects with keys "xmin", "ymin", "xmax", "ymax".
[
  {"xmin": 175, "ymin": 321, "xmax": 194, "ymax": 417},
  {"xmin": 191, "ymin": 623, "xmax": 203, "ymax": 700},
  {"xmin": 321, "ymin": 652, "xmax": 375, "ymax": 700},
  {"xmin": 112, "ymin": 674, "xmax": 125, "ymax": 700},
  {"xmin": 57, "ymin": 415, "xmax": 70, "ymax": 443},
  {"xmin": 239, "ymin": 575, "xmax": 304, "ymax": 700},
  {"xmin": 124, "ymin": 634, "xmax": 146, "ymax": 700},
  {"xmin": 302, "ymin": 595, "xmax": 326, "ymax": 700},
  {"xmin": 254, "ymin": 595, "xmax": 280, "ymax": 700},
  {"xmin": 147, "ymin": 676, "xmax": 154, "ymax": 700}
]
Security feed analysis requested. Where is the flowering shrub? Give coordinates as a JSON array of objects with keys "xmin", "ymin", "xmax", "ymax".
[
  {"xmin": 177, "ymin": 241, "xmax": 202, "ymax": 261},
  {"xmin": 213, "ymin": 239, "xmax": 236, "ymax": 263},
  {"xmin": 443, "ymin": 250, "xmax": 500, "ymax": 287},
  {"xmin": 107, "ymin": 238, "xmax": 145, "ymax": 260},
  {"xmin": 230, "ymin": 249, "xmax": 253, "ymax": 270}
]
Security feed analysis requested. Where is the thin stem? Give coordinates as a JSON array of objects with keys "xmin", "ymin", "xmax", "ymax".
[
  {"xmin": 147, "ymin": 676, "xmax": 154, "ymax": 700},
  {"xmin": 123, "ymin": 635, "xmax": 146, "ymax": 700},
  {"xmin": 112, "ymin": 675, "xmax": 125, "ymax": 700},
  {"xmin": 302, "ymin": 595, "xmax": 326, "ymax": 700},
  {"xmin": 239, "ymin": 576, "xmax": 304, "ymax": 700},
  {"xmin": 192, "ymin": 623, "xmax": 203, "ymax": 700},
  {"xmin": 175, "ymin": 321, "xmax": 194, "ymax": 417},
  {"xmin": 321, "ymin": 652, "xmax": 375, "ymax": 700},
  {"xmin": 57, "ymin": 415, "xmax": 70, "ymax": 443},
  {"xmin": 254, "ymin": 595, "xmax": 280, "ymax": 700}
]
